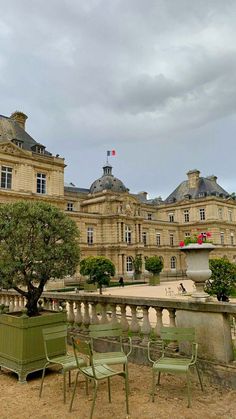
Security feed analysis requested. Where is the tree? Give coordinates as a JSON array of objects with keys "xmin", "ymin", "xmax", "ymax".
[
  {"xmin": 205, "ymin": 258, "xmax": 236, "ymax": 301},
  {"xmin": 80, "ymin": 256, "xmax": 115, "ymax": 294},
  {"xmin": 0, "ymin": 201, "xmax": 80, "ymax": 316},
  {"xmin": 132, "ymin": 255, "xmax": 142, "ymax": 279},
  {"xmin": 145, "ymin": 256, "xmax": 163, "ymax": 276}
]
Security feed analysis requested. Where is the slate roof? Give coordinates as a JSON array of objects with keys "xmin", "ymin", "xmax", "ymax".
[
  {"xmin": 89, "ymin": 164, "xmax": 129, "ymax": 194},
  {"xmin": 0, "ymin": 113, "xmax": 52, "ymax": 155},
  {"xmin": 64, "ymin": 182, "xmax": 89, "ymax": 194},
  {"xmin": 165, "ymin": 174, "xmax": 229, "ymax": 203}
]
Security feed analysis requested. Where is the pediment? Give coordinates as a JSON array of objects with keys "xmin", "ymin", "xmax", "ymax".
[{"xmin": 0, "ymin": 141, "xmax": 29, "ymax": 157}]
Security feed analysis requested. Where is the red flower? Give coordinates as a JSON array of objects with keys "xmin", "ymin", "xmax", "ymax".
[
  {"xmin": 179, "ymin": 241, "xmax": 185, "ymax": 247},
  {"xmin": 197, "ymin": 238, "xmax": 203, "ymax": 244},
  {"xmin": 206, "ymin": 232, "xmax": 211, "ymax": 237},
  {"xmin": 197, "ymin": 234, "xmax": 203, "ymax": 239}
]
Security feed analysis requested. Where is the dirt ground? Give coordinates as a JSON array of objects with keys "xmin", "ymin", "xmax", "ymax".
[{"xmin": 1, "ymin": 362, "xmax": 236, "ymax": 419}]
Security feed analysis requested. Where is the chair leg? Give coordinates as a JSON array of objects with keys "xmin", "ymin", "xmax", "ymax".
[
  {"xmin": 157, "ymin": 371, "xmax": 161, "ymax": 385},
  {"xmin": 124, "ymin": 371, "xmax": 130, "ymax": 415},
  {"xmin": 108, "ymin": 377, "xmax": 111, "ymax": 403},
  {"xmin": 69, "ymin": 371, "xmax": 80, "ymax": 412},
  {"xmin": 63, "ymin": 370, "xmax": 67, "ymax": 403},
  {"xmin": 39, "ymin": 363, "xmax": 49, "ymax": 398},
  {"xmin": 69, "ymin": 370, "xmax": 71, "ymax": 387},
  {"xmin": 90, "ymin": 380, "xmax": 98, "ymax": 419},
  {"xmin": 196, "ymin": 365, "xmax": 204, "ymax": 391},
  {"xmin": 186, "ymin": 371, "xmax": 191, "ymax": 408},
  {"xmin": 152, "ymin": 370, "xmax": 156, "ymax": 402}
]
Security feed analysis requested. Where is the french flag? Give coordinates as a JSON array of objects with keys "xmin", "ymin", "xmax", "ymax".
[{"xmin": 107, "ymin": 150, "xmax": 116, "ymax": 156}]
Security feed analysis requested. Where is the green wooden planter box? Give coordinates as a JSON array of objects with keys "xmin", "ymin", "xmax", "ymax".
[
  {"xmin": 149, "ymin": 275, "xmax": 160, "ymax": 286},
  {"xmin": 0, "ymin": 310, "xmax": 67, "ymax": 382}
]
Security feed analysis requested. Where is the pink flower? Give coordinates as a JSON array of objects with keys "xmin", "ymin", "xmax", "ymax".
[
  {"xmin": 197, "ymin": 238, "xmax": 203, "ymax": 244},
  {"xmin": 179, "ymin": 241, "xmax": 185, "ymax": 247},
  {"xmin": 206, "ymin": 232, "xmax": 211, "ymax": 237}
]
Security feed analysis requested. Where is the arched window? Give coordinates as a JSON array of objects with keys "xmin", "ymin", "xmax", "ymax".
[
  {"xmin": 126, "ymin": 256, "xmax": 133, "ymax": 272},
  {"xmin": 170, "ymin": 256, "xmax": 176, "ymax": 269},
  {"xmin": 125, "ymin": 226, "xmax": 132, "ymax": 244}
]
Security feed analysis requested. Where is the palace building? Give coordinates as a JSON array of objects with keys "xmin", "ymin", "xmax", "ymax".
[{"xmin": 1, "ymin": 111, "xmax": 236, "ymax": 279}]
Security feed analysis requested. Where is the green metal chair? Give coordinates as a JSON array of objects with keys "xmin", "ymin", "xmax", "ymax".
[
  {"xmin": 148, "ymin": 327, "xmax": 203, "ymax": 407},
  {"xmin": 69, "ymin": 337, "xmax": 129, "ymax": 418},
  {"xmin": 89, "ymin": 323, "xmax": 132, "ymax": 388},
  {"xmin": 39, "ymin": 324, "xmax": 86, "ymax": 403}
]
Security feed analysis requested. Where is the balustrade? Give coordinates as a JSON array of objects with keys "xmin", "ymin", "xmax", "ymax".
[{"xmin": 0, "ymin": 289, "xmax": 236, "ymax": 364}]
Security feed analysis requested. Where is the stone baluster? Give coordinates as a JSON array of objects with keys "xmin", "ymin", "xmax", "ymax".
[
  {"xmin": 19, "ymin": 296, "xmax": 25, "ymax": 310},
  {"xmin": 9, "ymin": 296, "xmax": 14, "ymax": 312},
  {"xmin": 53, "ymin": 299, "xmax": 60, "ymax": 311},
  {"xmin": 14, "ymin": 295, "xmax": 20, "ymax": 312},
  {"xmin": 83, "ymin": 302, "xmax": 91, "ymax": 331},
  {"xmin": 130, "ymin": 305, "xmax": 140, "ymax": 335},
  {"xmin": 120, "ymin": 304, "xmax": 129, "ymax": 332},
  {"xmin": 167, "ymin": 308, "xmax": 178, "ymax": 349},
  {"xmin": 101, "ymin": 303, "xmax": 109, "ymax": 324},
  {"xmin": 110, "ymin": 304, "xmax": 119, "ymax": 325},
  {"xmin": 141, "ymin": 306, "xmax": 152, "ymax": 342},
  {"xmin": 0, "ymin": 293, "xmax": 4, "ymax": 305},
  {"xmin": 4, "ymin": 295, "xmax": 10, "ymax": 308},
  {"xmin": 74, "ymin": 301, "xmax": 83, "ymax": 328},
  {"xmin": 67, "ymin": 301, "xmax": 75, "ymax": 326},
  {"xmin": 43, "ymin": 298, "xmax": 50, "ymax": 310},
  {"xmin": 154, "ymin": 307, "xmax": 163, "ymax": 337},
  {"xmin": 91, "ymin": 303, "xmax": 100, "ymax": 325}
]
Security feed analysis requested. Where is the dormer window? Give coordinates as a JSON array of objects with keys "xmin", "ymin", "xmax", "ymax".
[
  {"xmin": 11, "ymin": 139, "xmax": 23, "ymax": 148},
  {"xmin": 31, "ymin": 144, "xmax": 45, "ymax": 154}
]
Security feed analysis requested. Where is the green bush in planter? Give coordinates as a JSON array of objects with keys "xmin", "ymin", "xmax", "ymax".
[
  {"xmin": 145, "ymin": 256, "xmax": 163, "ymax": 285},
  {"xmin": 205, "ymin": 257, "xmax": 236, "ymax": 301},
  {"xmin": 0, "ymin": 201, "xmax": 80, "ymax": 316}
]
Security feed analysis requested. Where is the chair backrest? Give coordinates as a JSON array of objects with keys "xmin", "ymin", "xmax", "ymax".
[
  {"xmin": 89, "ymin": 323, "xmax": 122, "ymax": 339},
  {"xmin": 72, "ymin": 337, "xmax": 98, "ymax": 377},
  {"xmin": 160, "ymin": 327, "xmax": 195, "ymax": 343},
  {"xmin": 42, "ymin": 324, "xmax": 67, "ymax": 357}
]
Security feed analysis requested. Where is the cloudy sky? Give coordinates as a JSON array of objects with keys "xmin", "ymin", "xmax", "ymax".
[{"xmin": 1, "ymin": 0, "xmax": 236, "ymax": 199}]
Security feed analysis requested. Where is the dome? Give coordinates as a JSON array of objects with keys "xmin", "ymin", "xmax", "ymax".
[{"xmin": 90, "ymin": 164, "xmax": 129, "ymax": 194}]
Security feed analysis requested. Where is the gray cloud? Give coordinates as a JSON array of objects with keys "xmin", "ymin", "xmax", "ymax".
[{"xmin": 0, "ymin": 0, "xmax": 236, "ymax": 197}]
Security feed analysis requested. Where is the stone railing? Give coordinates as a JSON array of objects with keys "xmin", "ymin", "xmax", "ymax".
[{"xmin": 1, "ymin": 289, "xmax": 236, "ymax": 365}]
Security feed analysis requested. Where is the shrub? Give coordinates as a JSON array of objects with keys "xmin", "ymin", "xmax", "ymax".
[{"xmin": 205, "ymin": 258, "xmax": 236, "ymax": 301}]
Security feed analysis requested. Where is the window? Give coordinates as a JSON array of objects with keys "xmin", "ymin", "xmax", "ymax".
[
  {"xmin": 1, "ymin": 166, "xmax": 12, "ymax": 189},
  {"xmin": 199, "ymin": 208, "xmax": 205, "ymax": 221},
  {"xmin": 126, "ymin": 256, "xmax": 133, "ymax": 272},
  {"xmin": 87, "ymin": 227, "xmax": 94, "ymax": 245},
  {"xmin": 142, "ymin": 232, "xmax": 147, "ymax": 245},
  {"xmin": 156, "ymin": 233, "xmax": 161, "ymax": 246},
  {"xmin": 36, "ymin": 173, "xmax": 46, "ymax": 194},
  {"xmin": 184, "ymin": 210, "xmax": 189, "ymax": 223},
  {"xmin": 67, "ymin": 202, "xmax": 74, "ymax": 211},
  {"xmin": 218, "ymin": 208, "xmax": 223, "ymax": 219},
  {"xmin": 229, "ymin": 210, "xmax": 233, "ymax": 222},
  {"xmin": 35, "ymin": 145, "xmax": 45, "ymax": 154},
  {"xmin": 185, "ymin": 232, "xmax": 190, "ymax": 238},
  {"xmin": 125, "ymin": 226, "xmax": 132, "ymax": 244},
  {"xmin": 170, "ymin": 256, "xmax": 176, "ymax": 269},
  {"xmin": 231, "ymin": 233, "xmax": 234, "ymax": 246},
  {"xmin": 12, "ymin": 139, "xmax": 23, "ymax": 148},
  {"xmin": 147, "ymin": 213, "xmax": 152, "ymax": 220},
  {"xmin": 169, "ymin": 213, "xmax": 174, "ymax": 222},
  {"xmin": 169, "ymin": 233, "xmax": 174, "ymax": 247},
  {"xmin": 220, "ymin": 232, "xmax": 224, "ymax": 245}
]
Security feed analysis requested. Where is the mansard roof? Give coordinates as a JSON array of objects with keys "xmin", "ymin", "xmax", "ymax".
[{"xmin": 0, "ymin": 112, "xmax": 52, "ymax": 155}]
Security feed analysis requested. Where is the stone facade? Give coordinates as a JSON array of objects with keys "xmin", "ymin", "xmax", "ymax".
[{"xmin": 0, "ymin": 111, "xmax": 236, "ymax": 279}]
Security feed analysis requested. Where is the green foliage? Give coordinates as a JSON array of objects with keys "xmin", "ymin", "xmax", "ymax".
[
  {"xmin": 0, "ymin": 201, "xmax": 80, "ymax": 316},
  {"xmin": 145, "ymin": 256, "xmax": 163, "ymax": 275},
  {"xmin": 205, "ymin": 258, "xmax": 236, "ymax": 301},
  {"xmin": 132, "ymin": 255, "xmax": 142, "ymax": 274},
  {"xmin": 80, "ymin": 256, "xmax": 115, "ymax": 294}
]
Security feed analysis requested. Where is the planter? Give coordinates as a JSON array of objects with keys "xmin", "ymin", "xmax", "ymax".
[
  {"xmin": 149, "ymin": 275, "xmax": 160, "ymax": 286},
  {"xmin": 180, "ymin": 243, "xmax": 214, "ymax": 302},
  {"xmin": 0, "ymin": 310, "xmax": 67, "ymax": 382}
]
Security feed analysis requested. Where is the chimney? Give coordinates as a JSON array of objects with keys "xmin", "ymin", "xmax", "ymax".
[
  {"xmin": 10, "ymin": 111, "xmax": 28, "ymax": 130},
  {"xmin": 207, "ymin": 175, "xmax": 217, "ymax": 183},
  {"xmin": 187, "ymin": 169, "xmax": 200, "ymax": 188},
  {"xmin": 138, "ymin": 191, "xmax": 148, "ymax": 201}
]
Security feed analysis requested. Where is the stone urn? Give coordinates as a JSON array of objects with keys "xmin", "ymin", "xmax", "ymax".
[{"xmin": 180, "ymin": 243, "xmax": 214, "ymax": 302}]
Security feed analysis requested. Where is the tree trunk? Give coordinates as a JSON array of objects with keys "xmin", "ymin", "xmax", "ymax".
[{"xmin": 25, "ymin": 289, "xmax": 41, "ymax": 316}]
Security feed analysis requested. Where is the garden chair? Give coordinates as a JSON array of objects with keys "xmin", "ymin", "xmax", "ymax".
[
  {"xmin": 39, "ymin": 324, "xmax": 86, "ymax": 403},
  {"xmin": 89, "ymin": 323, "xmax": 132, "ymax": 387},
  {"xmin": 69, "ymin": 337, "xmax": 129, "ymax": 418},
  {"xmin": 148, "ymin": 327, "xmax": 203, "ymax": 407}
]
